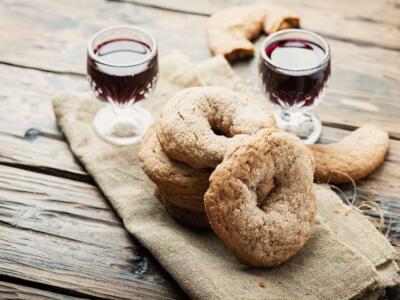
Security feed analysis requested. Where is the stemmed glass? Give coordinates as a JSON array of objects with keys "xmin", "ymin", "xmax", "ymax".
[
  {"xmin": 87, "ymin": 25, "xmax": 158, "ymax": 145},
  {"xmin": 259, "ymin": 29, "xmax": 331, "ymax": 144}
]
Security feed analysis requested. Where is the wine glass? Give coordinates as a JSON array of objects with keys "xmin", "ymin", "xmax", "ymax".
[
  {"xmin": 87, "ymin": 25, "xmax": 158, "ymax": 145},
  {"xmin": 259, "ymin": 29, "xmax": 331, "ymax": 144}
]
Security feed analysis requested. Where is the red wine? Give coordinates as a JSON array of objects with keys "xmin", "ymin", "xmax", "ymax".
[
  {"xmin": 87, "ymin": 38, "xmax": 158, "ymax": 105},
  {"xmin": 259, "ymin": 39, "xmax": 330, "ymax": 108}
]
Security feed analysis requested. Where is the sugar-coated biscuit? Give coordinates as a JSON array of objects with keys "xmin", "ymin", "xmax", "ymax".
[
  {"xmin": 158, "ymin": 187, "xmax": 205, "ymax": 213},
  {"xmin": 207, "ymin": 5, "xmax": 299, "ymax": 61},
  {"xmin": 157, "ymin": 87, "xmax": 276, "ymax": 168},
  {"xmin": 157, "ymin": 190, "xmax": 210, "ymax": 229},
  {"xmin": 140, "ymin": 123, "xmax": 211, "ymax": 196},
  {"xmin": 205, "ymin": 129, "xmax": 316, "ymax": 267},
  {"xmin": 309, "ymin": 125, "xmax": 389, "ymax": 184}
]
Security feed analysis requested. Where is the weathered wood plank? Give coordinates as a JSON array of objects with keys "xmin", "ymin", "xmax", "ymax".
[
  {"xmin": 0, "ymin": 165, "xmax": 183, "ymax": 299},
  {"xmin": 2, "ymin": 0, "xmax": 400, "ymax": 70},
  {"xmin": 0, "ymin": 132, "xmax": 87, "ymax": 180},
  {"xmin": 0, "ymin": 63, "xmax": 87, "ymax": 176},
  {"xmin": 0, "ymin": 0, "xmax": 208, "ymax": 74},
  {"xmin": 124, "ymin": 0, "xmax": 400, "ymax": 28},
  {"xmin": 0, "ymin": 67, "xmax": 86, "ymax": 137},
  {"xmin": 126, "ymin": 0, "xmax": 400, "ymax": 50},
  {"xmin": 0, "ymin": 280, "xmax": 85, "ymax": 300},
  {"xmin": 1, "ymin": 0, "xmax": 400, "ymax": 137}
]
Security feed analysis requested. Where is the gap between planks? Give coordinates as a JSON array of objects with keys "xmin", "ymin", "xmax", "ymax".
[
  {"xmin": 0, "ymin": 161, "xmax": 93, "ymax": 183},
  {"xmin": 0, "ymin": 61, "xmax": 84, "ymax": 78},
  {"xmin": 0, "ymin": 274, "xmax": 101, "ymax": 300},
  {"xmin": 0, "ymin": 164, "xmax": 185, "ymax": 299}
]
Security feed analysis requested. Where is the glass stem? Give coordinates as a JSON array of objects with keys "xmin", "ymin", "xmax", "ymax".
[
  {"xmin": 107, "ymin": 102, "xmax": 141, "ymax": 127},
  {"xmin": 272, "ymin": 109, "xmax": 322, "ymax": 144},
  {"xmin": 281, "ymin": 110, "xmax": 311, "ymax": 128}
]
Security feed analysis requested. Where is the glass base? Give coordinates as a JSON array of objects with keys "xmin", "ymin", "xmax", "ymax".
[
  {"xmin": 93, "ymin": 104, "xmax": 153, "ymax": 145},
  {"xmin": 272, "ymin": 110, "xmax": 322, "ymax": 144}
]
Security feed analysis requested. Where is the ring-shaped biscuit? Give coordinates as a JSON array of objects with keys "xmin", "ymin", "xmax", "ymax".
[
  {"xmin": 140, "ymin": 124, "xmax": 211, "ymax": 196},
  {"xmin": 157, "ymin": 187, "xmax": 205, "ymax": 213},
  {"xmin": 157, "ymin": 190, "xmax": 210, "ymax": 229},
  {"xmin": 205, "ymin": 129, "xmax": 316, "ymax": 267},
  {"xmin": 157, "ymin": 87, "xmax": 276, "ymax": 168},
  {"xmin": 158, "ymin": 178, "xmax": 275, "ymax": 214},
  {"xmin": 207, "ymin": 5, "xmax": 300, "ymax": 61}
]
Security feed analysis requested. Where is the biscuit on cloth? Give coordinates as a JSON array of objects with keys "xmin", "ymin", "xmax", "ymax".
[
  {"xmin": 140, "ymin": 123, "xmax": 211, "ymax": 196},
  {"xmin": 157, "ymin": 189, "xmax": 210, "ymax": 229},
  {"xmin": 157, "ymin": 86, "xmax": 276, "ymax": 168},
  {"xmin": 159, "ymin": 179, "xmax": 275, "ymax": 215},
  {"xmin": 309, "ymin": 125, "xmax": 389, "ymax": 184},
  {"xmin": 158, "ymin": 187, "xmax": 205, "ymax": 213},
  {"xmin": 207, "ymin": 5, "xmax": 299, "ymax": 61},
  {"xmin": 205, "ymin": 128, "xmax": 316, "ymax": 267}
]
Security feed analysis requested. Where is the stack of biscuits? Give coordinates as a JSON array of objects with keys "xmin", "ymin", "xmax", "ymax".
[
  {"xmin": 140, "ymin": 124, "xmax": 212, "ymax": 228},
  {"xmin": 139, "ymin": 86, "xmax": 390, "ymax": 267},
  {"xmin": 139, "ymin": 86, "xmax": 277, "ymax": 228},
  {"xmin": 140, "ymin": 86, "xmax": 390, "ymax": 230}
]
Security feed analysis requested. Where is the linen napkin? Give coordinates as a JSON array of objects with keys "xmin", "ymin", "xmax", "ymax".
[{"xmin": 53, "ymin": 52, "xmax": 399, "ymax": 299}]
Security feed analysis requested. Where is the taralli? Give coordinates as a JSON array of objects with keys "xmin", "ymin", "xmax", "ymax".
[
  {"xmin": 159, "ymin": 179, "xmax": 275, "ymax": 214},
  {"xmin": 309, "ymin": 125, "xmax": 389, "ymax": 184},
  {"xmin": 157, "ymin": 87, "xmax": 276, "ymax": 168},
  {"xmin": 207, "ymin": 5, "xmax": 299, "ymax": 61},
  {"xmin": 205, "ymin": 129, "xmax": 316, "ymax": 267},
  {"xmin": 157, "ymin": 190, "xmax": 210, "ymax": 229},
  {"xmin": 140, "ymin": 124, "xmax": 211, "ymax": 196},
  {"xmin": 158, "ymin": 187, "xmax": 205, "ymax": 213}
]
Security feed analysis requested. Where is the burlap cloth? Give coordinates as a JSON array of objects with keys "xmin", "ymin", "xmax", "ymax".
[{"xmin": 53, "ymin": 52, "xmax": 399, "ymax": 299}]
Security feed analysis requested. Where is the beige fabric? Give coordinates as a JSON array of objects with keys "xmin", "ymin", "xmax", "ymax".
[
  {"xmin": 315, "ymin": 185, "xmax": 399, "ymax": 289},
  {"xmin": 53, "ymin": 52, "xmax": 399, "ymax": 299}
]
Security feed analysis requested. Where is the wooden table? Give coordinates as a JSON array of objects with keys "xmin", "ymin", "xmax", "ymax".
[{"xmin": 0, "ymin": 0, "xmax": 399, "ymax": 298}]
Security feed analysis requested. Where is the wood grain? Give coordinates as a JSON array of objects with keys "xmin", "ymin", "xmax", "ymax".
[
  {"xmin": 124, "ymin": 0, "xmax": 400, "ymax": 27},
  {"xmin": 0, "ymin": 0, "xmax": 400, "ymax": 137},
  {"xmin": 0, "ymin": 280, "xmax": 85, "ymax": 300},
  {"xmin": 0, "ymin": 0, "xmax": 209, "ymax": 74},
  {"xmin": 0, "ymin": 165, "xmax": 183, "ymax": 299},
  {"xmin": 0, "ymin": 0, "xmax": 399, "ymax": 297},
  {"xmin": 0, "ymin": 63, "xmax": 87, "ymax": 177},
  {"xmin": 125, "ymin": 0, "xmax": 400, "ymax": 50}
]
